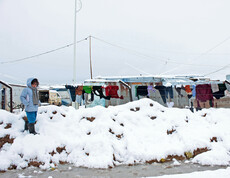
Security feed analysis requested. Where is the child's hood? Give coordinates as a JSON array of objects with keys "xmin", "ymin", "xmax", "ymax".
[{"xmin": 27, "ymin": 78, "xmax": 36, "ymax": 87}]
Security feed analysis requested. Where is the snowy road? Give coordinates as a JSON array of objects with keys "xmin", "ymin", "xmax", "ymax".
[{"xmin": 0, "ymin": 162, "xmax": 229, "ymax": 178}]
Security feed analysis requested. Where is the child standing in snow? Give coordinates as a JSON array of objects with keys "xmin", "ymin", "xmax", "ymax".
[{"xmin": 20, "ymin": 78, "xmax": 40, "ymax": 134}]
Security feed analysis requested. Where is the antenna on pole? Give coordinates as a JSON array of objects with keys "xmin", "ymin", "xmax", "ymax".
[
  {"xmin": 73, "ymin": 0, "xmax": 77, "ymax": 84},
  {"xmin": 89, "ymin": 35, "xmax": 93, "ymax": 79}
]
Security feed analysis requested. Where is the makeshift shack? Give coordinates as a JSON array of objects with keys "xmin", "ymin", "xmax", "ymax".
[
  {"xmin": 82, "ymin": 75, "xmax": 230, "ymax": 109},
  {"xmin": 0, "ymin": 80, "xmax": 13, "ymax": 112}
]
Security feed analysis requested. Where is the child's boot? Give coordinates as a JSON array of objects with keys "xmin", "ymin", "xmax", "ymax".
[{"xmin": 28, "ymin": 123, "xmax": 38, "ymax": 135}]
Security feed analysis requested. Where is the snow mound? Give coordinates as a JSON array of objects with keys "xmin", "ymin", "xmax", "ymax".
[{"xmin": 0, "ymin": 98, "xmax": 230, "ymax": 171}]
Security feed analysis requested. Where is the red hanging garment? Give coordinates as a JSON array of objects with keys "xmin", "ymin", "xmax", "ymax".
[{"xmin": 105, "ymin": 86, "xmax": 123, "ymax": 99}]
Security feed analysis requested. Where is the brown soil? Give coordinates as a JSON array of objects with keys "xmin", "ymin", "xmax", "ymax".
[
  {"xmin": 59, "ymin": 161, "xmax": 67, "ymax": 164},
  {"xmin": 150, "ymin": 103, "xmax": 154, "ymax": 107},
  {"xmin": 4, "ymin": 123, "xmax": 12, "ymax": 129},
  {"xmin": 109, "ymin": 128, "xmax": 115, "ymax": 134},
  {"xmin": 210, "ymin": 137, "xmax": 217, "ymax": 142},
  {"xmin": 52, "ymin": 111, "xmax": 57, "ymax": 114},
  {"xmin": 145, "ymin": 147, "xmax": 208, "ymax": 165},
  {"xmin": 202, "ymin": 113, "xmax": 207, "ymax": 117},
  {"xmin": 8, "ymin": 165, "xmax": 17, "ymax": 170},
  {"xmin": 28, "ymin": 161, "xmax": 44, "ymax": 168},
  {"xmin": 0, "ymin": 135, "xmax": 14, "ymax": 149},
  {"xmin": 49, "ymin": 151, "xmax": 56, "ymax": 156},
  {"xmin": 86, "ymin": 117, "xmax": 96, "ymax": 122},
  {"xmin": 150, "ymin": 116, "xmax": 157, "ymax": 120},
  {"xmin": 167, "ymin": 129, "xmax": 176, "ymax": 135},
  {"xmin": 146, "ymin": 159, "xmax": 158, "ymax": 164},
  {"xmin": 193, "ymin": 147, "xmax": 209, "ymax": 157},
  {"xmin": 166, "ymin": 155, "xmax": 185, "ymax": 161},
  {"xmin": 116, "ymin": 134, "xmax": 124, "ymax": 139},
  {"xmin": 56, "ymin": 146, "xmax": 66, "ymax": 154}
]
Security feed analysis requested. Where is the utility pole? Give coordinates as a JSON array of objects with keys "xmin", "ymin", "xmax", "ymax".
[
  {"xmin": 73, "ymin": 0, "xmax": 77, "ymax": 84},
  {"xmin": 89, "ymin": 35, "xmax": 93, "ymax": 79}
]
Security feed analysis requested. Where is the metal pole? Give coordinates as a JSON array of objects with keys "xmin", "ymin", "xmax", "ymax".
[
  {"xmin": 73, "ymin": 0, "xmax": 77, "ymax": 84},
  {"xmin": 10, "ymin": 87, "xmax": 13, "ymax": 113},
  {"xmin": 89, "ymin": 35, "xmax": 93, "ymax": 79}
]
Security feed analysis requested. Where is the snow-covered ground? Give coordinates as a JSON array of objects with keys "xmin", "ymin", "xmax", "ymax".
[{"xmin": 0, "ymin": 98, "xmax": 230, "ymax": 171}]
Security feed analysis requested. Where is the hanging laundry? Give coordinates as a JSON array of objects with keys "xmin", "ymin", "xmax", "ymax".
[
  {"xmin": 83, "ymin": 86, "xmax": 92, "ymax": 94},
  {"xmin": 82, "ymin": 90, "xmax": 87, "ymax": 104},
  {"xmin": 155, "ymin": 86, "xmax": 167, "ymax": 104},
  {"xmin": 165, "ymin": 86, "xmax": 173, "ymax": 99},
  {"xmin": 76, "ymin": 95, "xmax": 83, "ymax": 106},
  {"xmin": 192, "ymin": 85, "xmax": 196, "ymax": 97},
  {"xmin": 93, "ymin": 86, "xmax": 111, "ymax": 100},
  {"xmin": 211, "ymin": 83, "xmax": 219, "ymax": 93},
  {"xmin": 185, "ymin": 85, "xmax": 192, "ymax": 94},
  {"xmin": 65, "ymin": 85, "xmax": 77, "ymax": 102},
  {"xmin": 83, "ymin": 91, "xmax": 94, "ymax": 105},
  {"xmin": 136, "ymin": 86, "xmax": 148, "ymax": 96},
  {"xmin": 147, "ymin": 85, "xmax": 156, "ymax": 96},
  {"xmin": 91, "ymin": 91, "xmax": 94, "ymax": 101},
  {"xmin": 175, "ymin": 86, "xmax": 183, "ymax": 97},
  {"xmin": 212, "ymin": 84, "xmax": 226, "ymax": 99},
  {"xmin": 188, "ymin": 94, "xmax": 192, "ymax": 99},
  {"xmin": 196, "ymin": 84, "xmax": 213, "ymax": 107},
  {"xmin": 76, "ymin": 86, "xmax": 83, "ymax": 96},
  {"xmin": 105, "ymin": 85, "xmax": 123, "ymax": 99},
  {"xmin": 181, "ymin": 85, "xmax": 186, "ymax": 91}
]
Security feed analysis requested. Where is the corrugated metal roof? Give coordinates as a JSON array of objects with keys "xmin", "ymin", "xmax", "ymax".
[{"xmin": 87, "ymin": 75, "xmax": 224, "ymax": 86}]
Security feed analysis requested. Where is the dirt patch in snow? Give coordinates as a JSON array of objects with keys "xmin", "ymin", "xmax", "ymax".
[
  {"xmin": 145, "ymin": 148, "xmax": 209, "ymax": 165},
  {"xmin": 0, "ymin": 135, "xmax": 14, "ymax": 149},
  {"xmin": 150, "ymin": 116, "xmax": 157, "ymax": 120},
  {"xmin": 28, "ymin": 161, "xmax": 44, "ymax": 168},
  {"xmin": 81, "ymin": 117, "xmax": 96, "ymax": 122},
  {"xmin": 4, "ymin": 123, "xmax": 12, "ymax": 129},
  {"xmin": 193, "ymin": 147, "xmax": 209, "ymax": 157},
  {"xmin": 56, "ymin": 146, "xmax": 66, "ymax": 154},
  {"xmin": 167, "ymin": 129, "xmax": 176, "ymax": 135},
  {"xmin": 210, "ymin": 137, "xmax": 218, "ymax": 142}
]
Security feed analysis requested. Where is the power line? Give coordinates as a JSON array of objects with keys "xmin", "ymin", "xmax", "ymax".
[
  {"xmin": 91, "ymin": 36, "xmax": 222, "ymax": 68},
  {"xmin": 199, "ymin": 36, "xmax": 230, "ymax": 76},
  {"xmin": 0, "ymin": 38, "xmax": 88, "ymax": 64},
  {"xmin": 158, "ymin": 35, "xmax": 230, "ymax": 75},
  {"xmin": 192, "ymin": 36, "xmax": 230, "ymax": 62},
  {"xmin": 204, "ymin": 64, "xmax": 230, "ymax": 76},
  {"xmin": 1, "ymin": 35, "xmax": 229, "ymax": 71}
]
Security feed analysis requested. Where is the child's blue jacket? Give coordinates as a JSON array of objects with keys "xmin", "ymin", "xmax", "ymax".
[{"xmin": 20, "ymin": 78, "xmax": 39, "ymax": 112}]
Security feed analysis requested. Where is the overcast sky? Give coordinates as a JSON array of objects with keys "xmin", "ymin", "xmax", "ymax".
[{"xmin": 0, "ymin": 0, "xmax": 230, "ymax": 85}]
